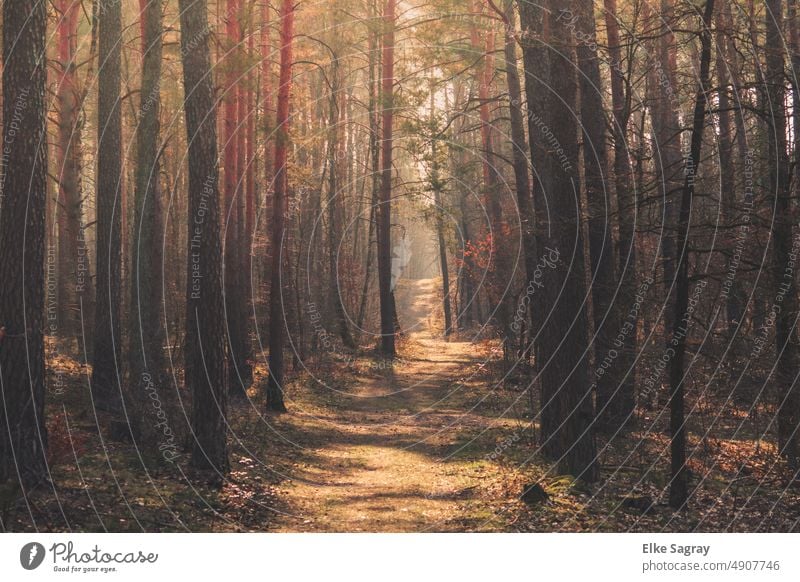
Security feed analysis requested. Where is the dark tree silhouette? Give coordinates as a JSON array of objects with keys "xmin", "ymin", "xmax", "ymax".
[
  {"xmin": 521, "ymin": 0, "xmax": 598, "ymax": 482},
  {"xmin": 576, "ymin": 0, "xmax": 627, "ymax": 433},
  {"xmin": 765, "ymin": 0, "xmax": 800, "ymax": 468},
  {"xmin": 129, "ymin": 0, "xmax": 168, "ymax": 451},
  {"xmin": 91, "ymin": 0, "xmax": 124, "ymax": 413},
  {"xmin": 0, "ymin": 0, "xmax": 49, "ymax": 489},
  {"xmin": 377, "ymin": 0, "xmax": 397, "ymax": 356},
  {"xmin": 602, "ymin": 0, "xmax": 637, "ymax": 431},
  {"xmin": 668, "ymin": 0, "xmax": 715, "ymax": 509}
]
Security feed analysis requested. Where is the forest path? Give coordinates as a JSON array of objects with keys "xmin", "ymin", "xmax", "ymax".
[{"xmin": 268, "ymin": 277, "xmax": 523, "ymax": 532}]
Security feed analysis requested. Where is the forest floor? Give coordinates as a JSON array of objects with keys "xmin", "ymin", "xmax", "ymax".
[
  {"xmin": 6, "ymin": 279, "xmax": 800, "ymax": 532},
  {"xmin": 267, "ymin": 277, "xmax": 528, "ymax": 532}
]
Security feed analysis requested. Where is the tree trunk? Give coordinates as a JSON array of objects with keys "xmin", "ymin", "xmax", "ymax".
[
  {"xmin": 574, "ymin": 0, "xmax": 628, "ymax": 432},
  {"xmin": 129, "ymin": 0, "xmax": 171, "ymax": 454},
  {"xmin": 522, "ymin": 0, "xmax": 598, "ymax": 482},
  {"xmin": 178, "ymin": 0, "xmax": 230, "ymax": 476},
  {"xmin": 377, "ymin": 0, "xmax": 397, "ymax": 356},
  {"xmin": 266, "ymin": 0, "xmax": 295, "ymax": 411},
  {"xmin": 357, "ymin": 2, "xmax": 380, "ymax": 334},
  {"xmin": 471, "ymin": 4, "xmax": 509, "ymax": 345},
  {"xmin": 518, "ymin": 0, "xmax": 551, "ymax": 384},
  {"xmin": 669, "ymin": 0, "xmax": 714, "ymax": 509},
  {"xmin": 471, "ymin": 3, "xmax": 502, "ymax": 227},
  {"xmin": 234, "ymin": 11, "xmax": 252, "ymax": 393},
  {"xmin": 789, "ymin": 0, "xmax": 800, "ymax": 213},
  {"xmin": 602, "ymin": 0, "xmax": 638, "ymax": 431},
  {"xmin": 327, "ymin": 56, "xmax": 355, "ymax": 349},
  {"xmin": 223, "ymin": 0, "xmax": 248, "ymax": 397},
  {"xmin": 428, "ymin": 77, "xmax": 452, "ymax": 336},
  {"xmin": 496, "ymin": 0, "xmax": 537, "ymax": 350},
  {"xmin": 715, "ymin": 1, "xmax": 742, "ymax": 329},
  {"xmin": 458, "ymin": 189, "xmax": 476, "ymax": 329},
  {"xmin": 647, "ymin": 0, "xmax": 683, "ymax": 357},
  {"xmin": 55, "ymin": 0, "xmax": 84, "ymax": 344},
  {"xmin": 435, "ymin": 189, "xmax": 453, "ymax": 337},
  {"xmin": 765, "ymin": 0, "xmax": 800, "ymax": 468},
  {"xmin": 0, "ymin": 0, "xmax": 49, "ymax": 488},
  {"xmin": 246, "ymin": 24, "xmax": 257, "ymax": 358},
  {"xmin": 261, "ymin": 0, "xmax": 274, "ymax": 266},
  {"xmin": 92, "ymin": 0, "xmax": 124, "ymax": 413}
]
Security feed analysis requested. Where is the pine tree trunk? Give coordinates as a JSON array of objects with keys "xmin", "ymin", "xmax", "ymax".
[
  {"xmin": 246, "ymin": 26, "xmax": 257, "ymax": 357},
  {"xmin": 495, "ymin": 0, "xmax": 536, "ymax": 352},
  {"xmin": 602, "ymin": 0, "xmax": 638, "ymax": 431},
  {"xmin": 669, "ymin": 0, "xmax": 714, "ymax": 509},
  {"xmin": 377, "ymin": 0, "xmax": 397, "ymax": 356},
  {"xmin": 223, "ymin": 0, "xmax": 248, "ymax": 397},
  {"xmin": 547, "ymin": 0, "xmax": 597, "ymax": 481},
  {"xmin": 789, "ymin": 0, "xmax": 800, "ymax": 209},
  {"xmin": 523, "ymin": 0, "xmax": 598, "ymax": 482},
  {"xmin": 129, "ymin": 0, "xmax": 171, "ymax": 454},
  {"xmin": 357, "ymin": 0, "xmax": 381, "ymax": 333},
  {"xmin": 327, "ymin": 56, "xmax": 355, "ymax": 349},
  {"xmin": 471, "ymin": 6, "xmax": 510, "ymax": 344},
  {"xmin": 92, "ymin": 0, "xmax": 124, "ymax": 413},
  {"xmin": 178, "ymin": 0, "xmax": 230, "ymax": 476},
  {"xmin": 765, "ymin": 0, "xmax": 800, "ymax": 468},
  {"xmin": 55, "ymin": 0, "xmax": 84, "ymax": 344},
  {"xmin": 0, "ymin": 0, "xmax": 49, "ymax": 488},
  {"xmin": 574, "ymin": 0, "xmax": 629, "ymax": 432},
  {"xmin": 643, "ymin": 0, "xmax": 682, "ymax": 370},
  {"xmin": 266, "ymin": 0, "xmax": 295, "ymax": 411},
  {"xmin": 428, "ymin": 77, "xmax": 452, "ymax": 336},
  {"xmin": 715, "ymin": 1, "xmax": 741, "ymax": 328},
  {"xmin": 435, "ymin": 189, "xmax": 453, "ymax": 337},
  {"xmin": 260, "ymin": 0, "xmax": 274, "ymax": 330},
  {"xmin": 472, "ymin": 7, "xmax": 501, "ymax": 227},
  {"xmin": 233, "ymin": 15, "xmax": 252, "ymax": 393},
  {"xmin": 518, "ymin": 0, "xmax": 551, "ymax": 383}
]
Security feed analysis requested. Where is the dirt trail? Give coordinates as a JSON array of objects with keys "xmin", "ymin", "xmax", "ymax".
[{"xmin": 270, "ymin": 278, "xmax": 523, "ymax": 532}]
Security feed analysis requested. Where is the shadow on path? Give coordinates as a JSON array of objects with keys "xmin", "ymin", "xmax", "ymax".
[{"xmin": 270, "ymin": 278, "xmax": 524, "ymax": 532}]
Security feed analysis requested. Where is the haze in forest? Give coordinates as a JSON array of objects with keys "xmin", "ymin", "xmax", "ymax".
[{"xmin": 0, "ymin": 0, "xmax": 800, "ymax": 533}]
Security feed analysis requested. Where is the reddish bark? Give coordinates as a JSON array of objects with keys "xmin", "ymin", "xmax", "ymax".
[
  {"xmin": 247, "ymin": 29, "xmax": 256, "ymax": 257},
  {"xmin": 470, "ymin": 3, "xmax": 509, "ymax": 341},
  {"xmin": 471, "ymin": 3, "xmax": 502, "ymax": 227},
  {"xmin": 245, "ymin": 20, "xmax": 256, "ymax": 369},
  {"xmin": 224, "ymin": 0, "xmax": 240, "ymax": 232},
  {"xmin": 55, "ymin": 0, "xmax": 82, "ymax": 336},
  {"xmin": 261, "ymin": 0, "xmax": 274, "ymax": 298},
  {"xmin": 139, "ymin": 0, "xmax": 147, "ymax": 53},
  {"xmin": 223, "ymin": 0, "xmax": 252, "ymax": 395},
  {"xmin": 266, "ymin": 0, "xmax": 295, "ymax": 411},
  {"xmin": 262, "ymin": 0, "xmax": 274, "ymax": 192}
]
